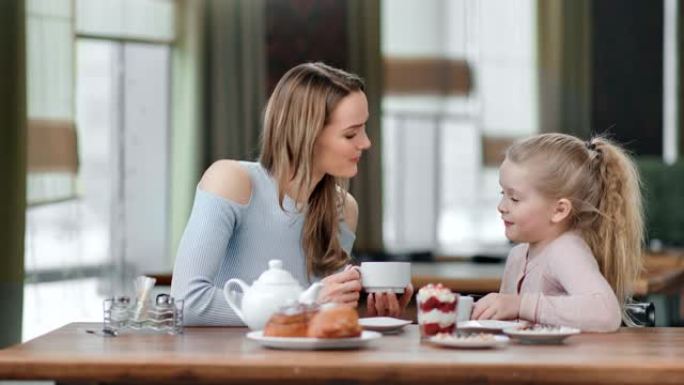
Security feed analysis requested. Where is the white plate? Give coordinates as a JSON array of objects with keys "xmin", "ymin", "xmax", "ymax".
[
  {"xmin": 246, "ymin": 330, "xmax": 382, "ymax": 350},
  {"xmin": 358, "ymin": 317, "xmax": 412, "ymax": 333},
  {"xmin": 457, "ymin": 320, "xmax": 527, "ymax": 332},
  {"xmin": 503, "ymin": 326, "xmax": 581, "ymax": 344},
  {"xmin": 429, "ymin": 334, "xmax": 509, "ymax": 349}
]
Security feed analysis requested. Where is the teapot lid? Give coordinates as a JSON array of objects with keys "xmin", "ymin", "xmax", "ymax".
[{"xmin": 254, "ymin": 260, "xmax": 300, "ymax": 286}]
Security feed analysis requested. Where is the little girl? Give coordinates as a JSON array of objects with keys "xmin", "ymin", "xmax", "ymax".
[{"xmin": 472, "ymin": 133, "xmax": 643, "ymax": 332}]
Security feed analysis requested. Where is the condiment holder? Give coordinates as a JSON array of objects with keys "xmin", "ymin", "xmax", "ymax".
[{"xmin": 103, "ymin": 294, "xmax": 184, "ymax": 335}]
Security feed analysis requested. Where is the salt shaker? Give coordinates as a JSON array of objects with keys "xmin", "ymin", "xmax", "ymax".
[{"xmin": 110, "ymin": 296, "xmax": 131, "ymax": 328}]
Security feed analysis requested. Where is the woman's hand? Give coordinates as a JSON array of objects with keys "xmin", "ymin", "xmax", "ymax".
[
  {"xmin": 366, "ymin": 284, "xmax": 414, "ymax": 318},
  {"xmin": 471, "ymin": 293, "xmax": 520, "ymax": 320},
  {"xmin": 318, "ymin": 266, "xmax": 362, "ymax": 307}
]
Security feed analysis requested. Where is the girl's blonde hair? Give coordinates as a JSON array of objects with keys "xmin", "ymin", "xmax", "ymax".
[
  {"xmin": 506, "ymin": 133, "xmax": 644, "ymax": 325},
  {"xmin": 259, "ymin": 62, "xmax": 365, "ymax": 278}
]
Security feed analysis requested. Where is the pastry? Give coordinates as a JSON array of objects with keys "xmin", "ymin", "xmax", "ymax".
[
  {"xmin": 263, "ymin": 303, "xmax": 318, "ymax": 337},
  {"xmin": 307, "ymin": 304, "xmax": 362, "ymax": 339}
]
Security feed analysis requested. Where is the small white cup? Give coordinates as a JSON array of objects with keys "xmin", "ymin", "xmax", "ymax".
[
  {"xmin": 360, "ymin": 262, "xmax": 411, "ymax": 294},
  {"xmin": 457, "ymin": 295, "xmax": 474, "ymax": 321}
]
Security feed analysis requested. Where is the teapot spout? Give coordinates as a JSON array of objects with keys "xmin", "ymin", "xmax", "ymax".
[{"xmin": 299, "ymin": 282, "xmax": 323, "ymax": 305}]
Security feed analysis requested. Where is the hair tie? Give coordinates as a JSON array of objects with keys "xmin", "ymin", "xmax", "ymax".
[{"xmin": 586, "ymin": 140, "xmax": 603, "ymax": 161}]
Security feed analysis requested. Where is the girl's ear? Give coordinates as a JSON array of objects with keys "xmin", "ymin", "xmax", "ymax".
[{"xmin": 551, "ymin": 198, "xmax": 572, "ymax": 224}]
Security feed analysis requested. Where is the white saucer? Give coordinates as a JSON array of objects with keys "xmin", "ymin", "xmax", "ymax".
[
  {"xmin": 246, "ymin": 330, "xmax": 382, "ymax": 350},
  {"xmin": 503, "ymin": 325, "xmax": 581, "ymax": 344},
  {"xmin": 358, "ymin": 317, "xmax": 412, "ymax": 333},
  {"xmin": 457, "ymin": 320, "xmax": 527, "ymax": 332},
  {"xmin": 428, "ymin": 334, "xmax": 509, "ymax": 349}
]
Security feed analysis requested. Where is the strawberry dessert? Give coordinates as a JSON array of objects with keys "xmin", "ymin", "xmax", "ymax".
[{"xmin": 417, "ymin": 283, "xmax": 457, "ymax": 337}]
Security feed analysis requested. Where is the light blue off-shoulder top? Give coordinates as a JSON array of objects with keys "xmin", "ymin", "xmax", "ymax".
[{"xmin": 170, "ymin": 161, "xmax": 356, "ymax": 326}]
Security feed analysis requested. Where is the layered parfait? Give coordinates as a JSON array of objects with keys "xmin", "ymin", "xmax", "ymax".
[{"xmin": 417, "ymin": 283, "xmax": 457, "ymax": 338}]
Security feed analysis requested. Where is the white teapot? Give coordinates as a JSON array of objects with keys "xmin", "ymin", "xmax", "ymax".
[{"xmin": 223, "ymin": 259, "xmax": 323, "ymax": 330}]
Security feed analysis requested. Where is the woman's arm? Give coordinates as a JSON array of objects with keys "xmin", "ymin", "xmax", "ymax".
[
  {"xmin": 199, "ymin": 160, "xmax": 252, "ymax": 204},
  {"xmin": 170, "ymin": 160, "xmax": 251, "ymax": 326},
  {"xmin": 349, "ymin": 191, "xmax": 414, "ymax": 318},
  {"xmin": 315, "ymin": 191, "xmax": 362, "ymax": 307}
]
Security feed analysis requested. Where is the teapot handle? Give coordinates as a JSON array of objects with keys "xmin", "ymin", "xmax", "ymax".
[{"xmin": 223, "ymin": 279, "xmax": 249, "ymax": 323}]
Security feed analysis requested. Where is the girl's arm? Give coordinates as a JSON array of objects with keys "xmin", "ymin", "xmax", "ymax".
[
  {"xmin": 170, "ymin": 161, "xmax": 251, "ymax": 326},
  {"xmin": 519, "ymin": 246, "xmax": 622, "ymax": 332},
  {"xmin": 471, "ymin": 245, "xmax": 526, "ymax": 320}
]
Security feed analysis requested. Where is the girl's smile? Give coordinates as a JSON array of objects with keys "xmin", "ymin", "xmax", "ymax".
[{"xmin": 497, "ymin": 159, "xmax": 566, "ymax": 251}]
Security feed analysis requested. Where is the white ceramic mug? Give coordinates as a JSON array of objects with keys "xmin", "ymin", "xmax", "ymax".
[
  {"xmin": 457, "ymin": 295, "xmax": 474, "ymax": 321},
  {"xmin": 360, "ymin": 262, "xmax": 411, "ymax": 294}
]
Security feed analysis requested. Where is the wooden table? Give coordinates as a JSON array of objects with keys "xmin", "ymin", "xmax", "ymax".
[{"xmin": 1, "ymin": 323, "xmax": 684, "ymax": 385}]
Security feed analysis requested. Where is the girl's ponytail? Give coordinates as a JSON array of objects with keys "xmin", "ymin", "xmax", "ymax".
[{"xmin": 583, "ymin": 137, "xmax": 644, "ymax": 324}]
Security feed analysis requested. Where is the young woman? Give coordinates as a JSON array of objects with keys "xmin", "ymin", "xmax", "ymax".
[{"xmin": 171, "ymin": 62, "xmax": 412, "ymax": 326}]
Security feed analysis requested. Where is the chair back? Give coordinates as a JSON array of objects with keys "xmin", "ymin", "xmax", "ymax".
[{"xmin": 625, "ymin": 302, "xmax": 655, "ymax": 327}]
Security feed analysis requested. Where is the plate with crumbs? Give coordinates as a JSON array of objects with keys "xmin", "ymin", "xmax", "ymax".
[
  {"xmin": 246, "ymin": 330, "xmax": 382, "ymax": 350},
  {"xmin": 457, "ymin": 320, "xmax": 527, "ymax": 333},
  {"xmin": 503, "ymin": 324, "xmax": 581, "ymax": 344},
  {"xmin": 358, "ymin": 317, "xmax": 412, "ymax": 333},
  {"xmin": 428, "ymin": 332, "xmax": 509, "ymax": 349}
]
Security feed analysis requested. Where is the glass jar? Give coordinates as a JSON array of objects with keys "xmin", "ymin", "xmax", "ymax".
[
  {"xmin": 110, "ymin": 296, "xmax": 131, "ymax": 328},
  {"xmin": 416, "ymin": 284, "xmax": 457, "ymax": 339}
]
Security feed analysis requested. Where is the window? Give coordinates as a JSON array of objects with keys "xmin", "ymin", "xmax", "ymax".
[
  {"xmin": 381, "ymin": 0, "xmax": 538, "ymax": 257},
  {"xmin": 24, "ymin": 0, "xmax": 175, "ymax": 341}
]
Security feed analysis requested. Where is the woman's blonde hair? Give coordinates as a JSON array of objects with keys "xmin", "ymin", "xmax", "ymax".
[
  {"xmin": 259, "ymin": 62, "xmax": 365, "ymax": 278},
  {"xmin": 506, "ymin": 133, "xmax": 644, "ymax": 325}
]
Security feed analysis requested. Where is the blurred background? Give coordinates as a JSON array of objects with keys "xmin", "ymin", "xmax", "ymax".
[{"xmin": 1, "ymin": 0, "xmax": 683, "ymax": 347}]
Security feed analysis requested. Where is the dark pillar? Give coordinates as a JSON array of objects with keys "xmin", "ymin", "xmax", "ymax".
[
  {"xmin": 0, "ymin": 0, "xmax": 26, "ymax": 347},
  {"xmin": 591, "ymin": 0, "xmax": 664, "ymax": 155}
]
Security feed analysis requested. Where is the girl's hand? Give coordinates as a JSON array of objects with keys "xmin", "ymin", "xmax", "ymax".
[
  {"xmin": 318, "ymin": 266, "xmax": 362, "ymax": 308},
  {"xmin": 366, "ymin": 284, "xmax": 414, "ymax": 318},
  {"xmin": 471, "ymin": 293, "xmax": 521, "ymax": 320}
]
